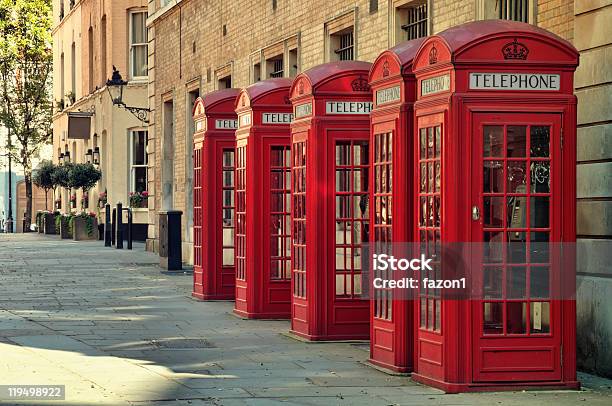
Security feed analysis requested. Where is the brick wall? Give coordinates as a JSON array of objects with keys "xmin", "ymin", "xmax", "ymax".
[
  {"xmin": 147, "ymin": 0, "xmax": 578, "ymax": 261},
  {"xmin": 537, "ymin": 0, "xmax": 574, "ymax": 41},
  {"xmin": 147, "ymin": 0, "xmax": 396, "ymax": 256}
]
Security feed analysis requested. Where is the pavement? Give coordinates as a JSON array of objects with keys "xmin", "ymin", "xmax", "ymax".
[{"xmin": 0, "ymin": 233, "xmax": 611, "ymax": 406}]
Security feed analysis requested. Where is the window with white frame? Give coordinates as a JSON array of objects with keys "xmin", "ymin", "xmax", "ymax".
[
  {"xmin": 129, "ymin": 11, "xmax": 148, "ymax": 79},
  {"xmin": 130, "ymin": 130, "xmax": 148, "ymax": 193}
]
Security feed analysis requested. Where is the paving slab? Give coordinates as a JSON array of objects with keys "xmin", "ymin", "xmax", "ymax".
[{"xmin": 0, "ymin": 234, "xmax": 611, "ymax": 405}]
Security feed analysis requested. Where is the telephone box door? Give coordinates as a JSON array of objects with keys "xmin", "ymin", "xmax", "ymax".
[
  {"xmin": 329, "ymin": 130, "xmax": 370, "ymax": 336},
  {"xmin": 471, "ymin": 112, "xmax": 563, "ymax": 383}
]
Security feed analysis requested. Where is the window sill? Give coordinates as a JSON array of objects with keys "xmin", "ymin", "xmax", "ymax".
[
  {"xmin": 128, "ymin": 78, "xmax": 148, "ymax": 86},
  {"xmin": 131, "ymin": 207, "xmax": 149, "ymax": 212}
]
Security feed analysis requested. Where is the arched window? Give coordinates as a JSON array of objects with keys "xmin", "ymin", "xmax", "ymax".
[
  {"xmin": 88, "ymin": 27, "xmax": 94, "ymax": 93},
  {"xmin": 70, "ymin": 42, "xmax": 76, "ymax": 100},
  {"xmin": 100, "ymin": 16, "xmax": 107, "ymax": 86},
  {"xmin": 60, "ymin": 52, "xmax": 65, "ymax": 103}
]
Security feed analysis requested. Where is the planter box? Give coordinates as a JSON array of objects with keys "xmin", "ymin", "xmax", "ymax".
[
  {"xmin": 73, "ymin": 216, "xmax": 99, "ymax": 241},
  {"xmin": 37, "ymin": 214, "xmax": 44, "ymax": 233},
  {"xmin": 43, "ymin": 213, "xmax": 57, "ymax": 234},
  {"xmin": 60, "ymin": 217, "xmax": 72, "ymax": 239}
]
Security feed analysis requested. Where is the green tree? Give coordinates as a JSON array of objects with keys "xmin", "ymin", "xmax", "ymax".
[
  {"xmin": 32, "ymin": 160, "xmax": 56, "ymax": 210},
  {"xmin": 0, "ymin": 0, "xmax": 53, "ymax": 230},
  {"xmin": 68, "ymin": 162, "xmax": 102, "ymax": 196},
  {"xmin": 51, "ymin": 162, "xmax": 72, "ymax": 190}
]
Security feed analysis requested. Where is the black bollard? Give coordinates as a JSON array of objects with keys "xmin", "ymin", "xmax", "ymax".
[
  {"xmin": 116, "ymin": 202, "xmax": 123, "ymax": 249},
  {"xmin": 104, "ymin": 203, "xmax": 112, "ymax": 247},
  {"xmin": 127, "ymin": 208, "xmax": 133, "ymax": 250},
  {"xmin": 111, "ymin": 208, "xmax": 116, "ymax": 246}
]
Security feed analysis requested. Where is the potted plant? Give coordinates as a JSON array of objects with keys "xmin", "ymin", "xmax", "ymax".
[
  {"xmin": 70, "ymin": 211, "xmax": 98, "ymax": 241},
  {"xmin": 52, "ymin": 163, "xmax": 72, "ymax": 211},
  {"xmin": 35, "ymin": 211, "xmax": 44, "ymax": 233},
  {"xmin": 129, "ymin": 191, "xmax": 149, "ymax": 208},
  {"xmin": 66, "ymin": 164, "xmax": 102, "ymax": 241},
  {"xmin": 54, "ymin": 213, "xmax": 62, "ymax": 235},
  {"xmin": 59, "ymin": 213, "xmax": 73, "ymax": 239},
  {"xmin": 33, "ymin": 161, "xmax": 57, "ymax": 211},
  {"xmin": 65, "ymin": 91, "xmax": 75, "ymax": 106},
  {"xmin": 55, "ymin": 99, "xmax": 65, "ymax": 113},
  {"xmin": 33, "ymin": 162, "xmax": 62, "ymax": 235},
  {"xmin": 68, "ymin": 163, "xmax": 102, "ymax": 207},
  {"xmin": 41, "ymin": 210, "xmax": 59, "ymax": 234}
]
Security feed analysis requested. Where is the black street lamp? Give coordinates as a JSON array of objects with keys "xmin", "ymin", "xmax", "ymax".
[
  {"xmin": 59, "ymin": 153, "xmax": 64, "ymax": 166},
  {"xmin": 85, "ymin": 148, "xmax": 93, "ymax": 164},
  {"xmin": 106, "ymin": 66, "xmax": 150, "ymax": 123},
  {"xmin": 63, "ymin": 151, "xmax": 71, "ymax": 164},
  {"xmin": 5, "ymin": 128, "xmax": 13, "ymax": 233}
]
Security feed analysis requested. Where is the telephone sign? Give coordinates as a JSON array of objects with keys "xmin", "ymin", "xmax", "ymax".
[
  {"xmin": 325, "ymin": 101, "xmax": 373, "ymax": 114},
  {"xmin": 469, "ymin": 72, "xmax": 560, "ymax": 91},
  {"xmin": 262, "ymin": 112, "xmax": 293, "ymax": 124},
  {"xmin": 215, "ymin": 119, "xmax": 238, "ymax": 129}
]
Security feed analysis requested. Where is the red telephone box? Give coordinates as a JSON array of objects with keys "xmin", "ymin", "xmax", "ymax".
[
  {"xmin": 233, "ymin": 78, "xmax": 294, "ymax": 319},
  {"xmin": 192, "ymin": 89, "xmax": 240, "ymax": 300},
  {"xmin": 289, "ymin": 61, "xmax": 373, "ymax": 340},
  {"xmin": 367, "ymin": 38, "xmax": 425, "ymax": 372},
  {"xmin": 410, "ymin": 20, "xmax": 579, "ymax": 392}
]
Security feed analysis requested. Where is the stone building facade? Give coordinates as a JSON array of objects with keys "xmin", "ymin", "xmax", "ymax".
[
  {"xmin": 145, "ymin": 0, "xmax": 611, "ymax": 376},
  {"xmin": 52, "ymin": 0, "xmax": 149, "ymax": 226},
  {"xmin": 573, "ymin": 0, "xmax": 612, "ymax": 378}
]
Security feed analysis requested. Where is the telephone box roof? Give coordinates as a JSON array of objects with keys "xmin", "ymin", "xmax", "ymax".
[
  {"xmin": 370, "ymin": 37, "xmax": 426, "ymax": 82},
  {"xmin": 194, "ymin": 89, "xmax": 241, "ymax": 118},
  {"xmin": 200, "ymin": 88, "xmax": 241, "ymax": 111},
  {"xmin": 301, "ymin": 61, "xmax": 372, "ymax": 88},
  {"xmin": 239, "ymin": 78, "xmax": 293, "ymax": 105},
  {"xmin": 434, "ymin": 19, "xmax": 578, "ymax": 62},
  {"xmin": 388, "ymin": 37, "xmax": 427, "ymax": 68}
]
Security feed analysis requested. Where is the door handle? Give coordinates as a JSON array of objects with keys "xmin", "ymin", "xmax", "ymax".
[{"xmin": 472, "ymin": 206, "xmax": 480, "ymax": 221}]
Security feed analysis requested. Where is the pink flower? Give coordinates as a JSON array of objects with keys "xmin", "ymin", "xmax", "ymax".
[{"xmin": 141, "ymin": 191, "xmax": 149, "ymax": 197}]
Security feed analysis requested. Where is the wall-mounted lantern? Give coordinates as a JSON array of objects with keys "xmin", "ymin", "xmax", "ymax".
[
  {"xmin": 93, "ymin": 147, "xmax": 100, "ymax": 166},
  {"xmin": 106, "ymin": 66, "xmax": 150, "ymax": 123}
]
